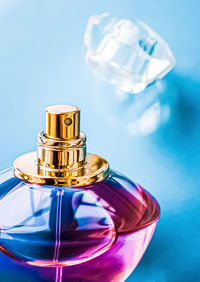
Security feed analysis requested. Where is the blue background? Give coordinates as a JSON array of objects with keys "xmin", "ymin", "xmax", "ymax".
[{"xmin": 0, "ymin": 1, "xmax": 200, "ymax": 281}]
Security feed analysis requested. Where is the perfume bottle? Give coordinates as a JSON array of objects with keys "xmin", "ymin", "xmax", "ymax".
[{"xmin": 0, "ymin": 105, "xmax": 160, "ymax": 282}]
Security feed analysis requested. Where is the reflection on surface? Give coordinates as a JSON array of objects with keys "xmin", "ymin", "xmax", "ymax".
[
  {"xmin": 126, "ymin": 74, "xmax": 200, "ymax": 282},
  {"xmin": 91, "ymin": 75, "xmax": 178, "ymax": 136}
]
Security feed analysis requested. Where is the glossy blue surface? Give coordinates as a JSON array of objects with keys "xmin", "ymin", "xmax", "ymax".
[{"xmin": 0, "ymin": 1, "xmax": 199, "ymax": 281}]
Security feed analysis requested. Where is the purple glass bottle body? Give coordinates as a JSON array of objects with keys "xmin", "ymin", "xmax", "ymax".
[{"xmin": 0, "ymin": 167, "xmax": 160, "ymax": 282}]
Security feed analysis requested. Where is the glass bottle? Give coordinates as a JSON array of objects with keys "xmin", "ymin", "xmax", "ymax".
[{"xmin": 0, "ymin": 105, "xmax": 160, "ymax": 282}]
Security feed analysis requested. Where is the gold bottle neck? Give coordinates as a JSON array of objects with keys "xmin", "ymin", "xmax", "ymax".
[{"xmin": 14, "ymin": 105, "xmax": 109, "ymax": 187}]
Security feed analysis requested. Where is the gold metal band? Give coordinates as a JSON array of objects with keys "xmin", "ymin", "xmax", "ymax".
[{"xmin": 14, "ymin": 152, "xmax": 109, "ymax": 187}]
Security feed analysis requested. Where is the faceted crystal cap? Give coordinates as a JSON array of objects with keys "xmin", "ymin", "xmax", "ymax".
[{"xmin": 84, "ymin": 13, "xmax": 176, "ymax": 94}]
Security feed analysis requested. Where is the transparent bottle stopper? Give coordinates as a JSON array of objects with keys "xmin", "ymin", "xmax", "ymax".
[{"xmin": 84, "ymin": 13, "xmax": 176, "ymax": 94}]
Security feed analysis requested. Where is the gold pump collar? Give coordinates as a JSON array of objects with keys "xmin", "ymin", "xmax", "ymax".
[{"xmin": 14, "ymin": 105, "xmax": 109, "ymax": 187}]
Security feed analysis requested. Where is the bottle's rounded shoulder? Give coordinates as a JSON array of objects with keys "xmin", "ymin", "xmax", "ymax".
[{"xmin": 85, "ymin": 169, "xmax": 160, "ymax": 234}]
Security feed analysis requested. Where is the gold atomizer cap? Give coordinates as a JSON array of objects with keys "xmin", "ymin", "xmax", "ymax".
[
  {"xmin": 37, "ymin": 105, "xmax": 85, "ymax": 170},
  {"xmin": 13, "ymin": 104, "xmax": 109, "ymax": 186},
  {"xmin": 45, "ymin": 105, "xmax": 80, "ymax": 140}
]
